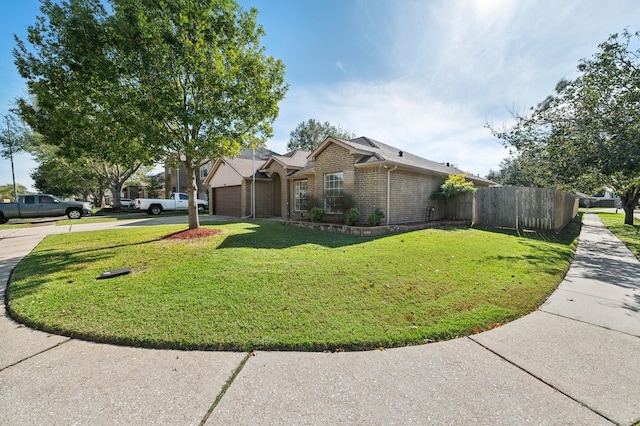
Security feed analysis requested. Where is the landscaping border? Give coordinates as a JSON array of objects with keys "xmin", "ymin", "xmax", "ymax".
[{"xmin": 281, "ymin": 219, "xmax": 471, "ymax": 237}]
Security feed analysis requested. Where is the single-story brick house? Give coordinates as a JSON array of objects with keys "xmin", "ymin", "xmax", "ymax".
[{"xmin": 204, "ymin": 136, "xmax": 494, "ymax": 223}]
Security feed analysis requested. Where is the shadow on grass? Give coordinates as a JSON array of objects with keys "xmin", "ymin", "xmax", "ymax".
[
  {"xmin": 216, "ymin": 220, "xmax": 386, "ymax": 249},
  {"xmin": 469, "ymin": 214, "xmax": 583, "ymax": 274},
  {"xmin": 6, "ymin": 237, "xmax": 162, "ymax": 301}
]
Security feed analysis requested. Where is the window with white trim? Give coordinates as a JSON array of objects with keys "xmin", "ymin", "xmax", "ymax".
[
  {"xmin": 294, "ymin": 180, "xmax": 308, "ymax": 212},
  {"xmin": 324, "ymin": 172, "xmax": 343, "ymax": 213}
]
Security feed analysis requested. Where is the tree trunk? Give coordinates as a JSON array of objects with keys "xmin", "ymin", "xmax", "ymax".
[
  {"xmin": 186, "ymin": 163, "xmax": 200, "ymax": 230},
  {"xmin": 111, "ymin": 181, "xmax": 123, "ymax": 208},
  {"xmin": 621, "ymin": 189, "xmax": 640, "ymax": 225}
]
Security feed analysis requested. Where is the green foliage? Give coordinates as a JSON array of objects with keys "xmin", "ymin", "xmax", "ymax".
[
  {"xmin": 146, "ymin": 173, "xmax": 164, "ymax": 199},
  {"xmin": 288, "ymin": 119, "xmax": 356, "ymax": 151},
  {"xmin": 0, "ymin": 184, "xmax": 29, "ymax": 199},
  {"xmin": 31, "ymin": 158, "xmax": 99, "ymax": 200},
  {"xmin": 345, "ymin": 207, "xmax": 360, "ymax": 226},
  {"xmin": 368, "ymin": 208, "xmax": 384, "ymax": 226},
  {"xmin": 6, "ymin": 220, "xmax": 580, "ymax": 351},
  {"xmin": 486, "ymin": 155, "xmax": 546, "ymax": 187},
  {"xmin": 431, "ymin": 174, "xmax": 477, "ymax": 200},
  {"xmin": 14, "ymin": 0, "xmax": 289, "ymax": 229},
  {"xmin": 14, "ymin": 0, "xmax": 154, "ymax": 210},
  {"xmin": 488, "ymin": 29, "xmax": 640, "ymax": 224},
  {"xmin": 310, "ymin": 207, "xmax": 325, "ymax": 223},
  {"xmin": 0, "ymin": 112, "xmax": 33, "ymax": 160}
]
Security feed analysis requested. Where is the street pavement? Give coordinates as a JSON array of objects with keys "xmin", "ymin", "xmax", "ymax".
[{"xmin": 0, "ymin": 213, "xmax": 638, "ymax": 425}]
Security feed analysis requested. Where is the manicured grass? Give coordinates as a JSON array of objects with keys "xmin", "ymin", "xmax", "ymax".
[
  {"xmin": 597, "ymin": 212, "xmax": 640, "ymax": 259},
  {"xmin": 0, "ymin": 223, "xmax": 31, "ymax": 229},
  {"xmin": 7, "ymin": 219, "xmax": 581, "ymax": 351}
]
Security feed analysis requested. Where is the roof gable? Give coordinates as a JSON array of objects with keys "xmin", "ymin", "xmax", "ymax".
[{"xmin": 262, "ymin": 149, "xmax": 311, "ymax": 170}]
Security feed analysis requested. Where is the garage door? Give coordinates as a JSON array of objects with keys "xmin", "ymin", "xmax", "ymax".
[{"xmin": 214, "ymin": 186, "xmax": 241, "ymax": 216}]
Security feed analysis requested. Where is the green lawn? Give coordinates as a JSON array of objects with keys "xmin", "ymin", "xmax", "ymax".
[
  {"xmin": 0, "ymin": 223, "xmax": 31, "ymax": 229},
  {"xmin": 6, "ymin": 219, "xmax": 581, "ymax": 351},
  {"xmin": 597, "ymin": 212, "xmax": 640, "ymax": 259}
]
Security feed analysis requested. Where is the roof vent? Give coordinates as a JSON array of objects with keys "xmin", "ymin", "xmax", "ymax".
[
  {"xmin": 398, "ymin": 151, "xmax": 403, "ymax": 157},
  {"xmin": 446, "ymin": 162, "xmax": 450, "ymax": 167}
]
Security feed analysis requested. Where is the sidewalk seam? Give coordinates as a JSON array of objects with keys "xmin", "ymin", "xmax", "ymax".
[
  {"xmin": 538, "ymin": 309, "xmax": 640, "ymax": 338},
  {"xmin": 466, "ymin": 336, "xmax": 616, "ymax": 425},
  {"xmin": 198, "ymin": 350, "xmax": 254, "ymax": 426},
  {"xmin": 0, "ymin": 338, "xmax": 71, "ymax": 373}
]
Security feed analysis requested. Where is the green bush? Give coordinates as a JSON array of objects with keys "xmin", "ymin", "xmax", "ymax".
[
  {"xmin": 310, "ymin": 207, "xmax": 325, "ymax": 223},
  {"xmin": 368, "ymin": 208, "xmax": 384, "ymax": 226},
  {"xmin": 345, "ymin": 207, "xmax": 360, "ymax": 225}
]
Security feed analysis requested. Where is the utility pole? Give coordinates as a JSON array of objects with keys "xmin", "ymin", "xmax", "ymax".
[
  {"xmin": 1, "ymin": 114, "xmax": 18, "ymax": 201},
  {"xmin": 6, "ymin": 116, "xmax": 18, "ymax": 202}
]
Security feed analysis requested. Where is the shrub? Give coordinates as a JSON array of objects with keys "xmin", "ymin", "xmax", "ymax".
[
  {"xmin": 345, "ymin": 208, "xmax": 360, "ymax": 225},
  {"xmin": 310, "ymin": 207, "xmax": 325, "ymax": 223},
  {"xmin": 368, "ymin": 208, "xmax": 384, "ymax": 226}
]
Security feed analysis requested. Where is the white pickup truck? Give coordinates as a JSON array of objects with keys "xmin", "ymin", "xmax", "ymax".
[{"xmin": 134, "ymin": 193, "xmax": 208, "ymax": 215}]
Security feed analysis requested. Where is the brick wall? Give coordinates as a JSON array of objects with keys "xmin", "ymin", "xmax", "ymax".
[
  {"xmin": 309, "ymin": 142, "xmax": 450, "ymax": 224},
  {"xmin": 354, "ymin": 166, "xmax": 386, "ymax": 221}
]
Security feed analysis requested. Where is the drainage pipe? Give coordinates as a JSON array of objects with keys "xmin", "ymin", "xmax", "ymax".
[{"xmin": 386, "ymin": 165, "xmax": 398, "ymax": 225}]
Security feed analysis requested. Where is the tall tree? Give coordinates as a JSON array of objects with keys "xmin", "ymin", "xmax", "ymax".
[
  {"xmin": 288, "ymin": 119, "xmax": 355, "ymax": 151},
  {"xmin": 0, "ymin": 184, "xmax": 29, "ymax": 199},
  {"xmin": 14, "ymin": 0, "xmax": 164, "ymax": 209},
  {"xmin": 485, "ymin": 151, "xmax": 552, "ymax": 187},
  {"xmin": 115, "ymin": 0, "xmax": 288, "ymax": 229},
  {"xmin": 489, "ymin": 30, "xmax": 640, "ymax": 224}
]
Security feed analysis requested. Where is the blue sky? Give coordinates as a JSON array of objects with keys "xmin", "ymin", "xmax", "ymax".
[{"xmin": 1, "ymin": 0, "xmax": 639, "ymax": 191}]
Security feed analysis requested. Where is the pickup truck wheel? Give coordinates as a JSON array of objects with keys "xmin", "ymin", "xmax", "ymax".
[
  {"xmin": 67, "ymin": 209, "xmax": 82, "ymax": 220},
  {"xmin": 0, "ymin": 214, "xmax": 7, "ymax": 224},
  {"xmin": 148, "ymin": 205, "xmax": 162, "ymax": 215},
  {"xmin": 198, "ymin": 205, "xmax": 206, "ymax": 214}
]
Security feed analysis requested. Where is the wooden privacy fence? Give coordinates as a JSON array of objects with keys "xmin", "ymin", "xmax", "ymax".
[{"xmin": 455, "ymin": 187, "xmax": 579, "ymax": 232}]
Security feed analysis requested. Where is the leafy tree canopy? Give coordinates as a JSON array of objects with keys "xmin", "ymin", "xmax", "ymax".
[
  {"xmin": 288, "ymin": 119, "xmax": 355, "ymax": 152},
  {"xmin": 0, "ymin": 184, "xmax": 29, "ymax": 199},
  {"xmin": 488, "ymin": 29, "xmax": 640, "ymax": 224},
  {"xmin": 0, "ymin": 112, "xmax": 33, "ymax": 160},
  {"xmin": 15, "ymin": 0, "xmax": 288, "ymax": 227}
]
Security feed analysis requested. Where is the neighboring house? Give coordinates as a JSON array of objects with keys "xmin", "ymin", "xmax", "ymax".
[
  {"xmin": 205, "ymin": 147, "xmax": 279, "ymax": 216},
  {"xmin": 122, "ymin": 171, "xmax": 166, "ymax": 200},
  {"xmin": 165, "ymin": 164, "xmax": 209, "ymax": 200},
  {"xmin": 204, "ymin": 136, "xmax": 494, "ymax": 223}
]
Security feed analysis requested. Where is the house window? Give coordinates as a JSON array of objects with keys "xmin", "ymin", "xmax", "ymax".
[
  {"xmin": 324, "ymin": 172, "xmax": 343, "ymax": 213},
  {"xmin": 294, "ymin": 180, "xmax": 308, "ymax": 211},
  {"xmin": 200, "ymin": 167, "xmax": 209, "ymax": 179}
]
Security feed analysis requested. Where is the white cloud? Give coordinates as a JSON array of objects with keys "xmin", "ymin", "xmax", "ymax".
[
  {"xmin": 268, "ymin": 0, "xmax": 640, "ymax": 178},
  {"xmin": 270, "ymin": 79, "xmax": 507, "ymax": 177}
]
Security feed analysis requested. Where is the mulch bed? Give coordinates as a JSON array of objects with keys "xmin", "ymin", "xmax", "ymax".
[{"xmin": 162, "ymin": 228, "xmax": 222, "ymax": 240}]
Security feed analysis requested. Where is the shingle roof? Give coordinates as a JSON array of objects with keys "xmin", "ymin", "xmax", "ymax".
[
  {"xmin": 265, "ymin": 149, "xmax": 310, "ymax": 169},
  {"xmin": 325, "ymin": 136, "xmax": 494, "ymax": 185},
  {"xmin": 211, "ymin": 137, "xmax": 494, "ymax": 185},
  {"xmin": 223, "ymin": 147, "xmax": 279, "ymax": 179}
]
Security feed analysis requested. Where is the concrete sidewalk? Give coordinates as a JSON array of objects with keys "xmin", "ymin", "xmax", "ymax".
[{"xmin": 1, "ymin": 214, "xmax": 639, "ymax": 425}]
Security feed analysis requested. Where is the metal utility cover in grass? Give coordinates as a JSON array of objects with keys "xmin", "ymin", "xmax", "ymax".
[{"xmin": 97, "ymin": 268, "xmax": 132, "ymax": 280}]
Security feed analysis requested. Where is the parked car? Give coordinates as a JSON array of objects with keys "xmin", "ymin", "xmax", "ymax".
[
  {"xmin": 0, "ymin": 194, "xmax": 92, "ymax": 224},
  {"xmin": 134, "ymin": 193, "xmax": 208, "ymax": 215},
  {"xmin": 120, "ymin": 198, "xmax": 135, "ymax": 208}
]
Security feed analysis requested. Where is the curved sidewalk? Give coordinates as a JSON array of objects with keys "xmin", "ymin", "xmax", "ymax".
[{"xmin": 1, "ymin": 214, "xmax": 639, "ymax": 425}]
